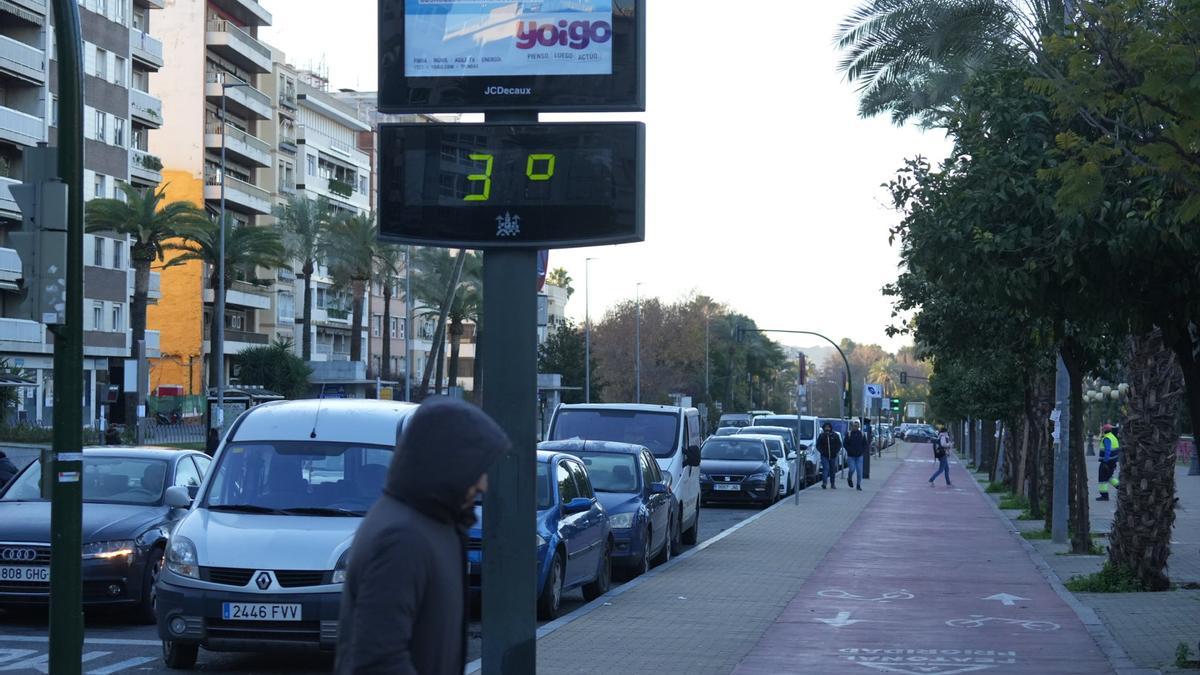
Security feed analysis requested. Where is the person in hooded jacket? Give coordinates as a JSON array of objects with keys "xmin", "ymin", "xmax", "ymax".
[
  {"xmin": 0, "ymin": 450, "xmax": 18, "ymax": 488},
  {"xmin": 335, "ymin": 397, "xmax": 510, "ymax": 675},
  {"xmin": 844, "ymin": 421, "xmax": 868, "ymax": 490},
  {"xmin": 816, "ymin": 422, "xmax": 842, "ymax": 490}
]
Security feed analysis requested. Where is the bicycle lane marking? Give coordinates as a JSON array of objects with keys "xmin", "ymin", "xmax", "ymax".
[{"xmin": 733, "ymin": 444, "xmax": 1114, "ymax": 675}]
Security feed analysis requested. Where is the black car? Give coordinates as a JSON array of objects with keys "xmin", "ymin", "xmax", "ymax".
[
  {"xmin": 698, "ymin": 436, "xmax": 779, "ymax": 507},
  {"xmin": 0, "ymin": 447, "xmax": 211, "ymax": 622}
]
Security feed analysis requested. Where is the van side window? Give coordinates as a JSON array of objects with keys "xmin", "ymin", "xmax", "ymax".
[
  {"xmin": 566, "ymin": 460, "xmax": 594, "ymax": 499},
  {"xmin": 557, "ymin": 461, "xmax": 580, "ymax": 502},
  {"xmin": 688, "ymin": 414, "xmax": 701, "ymax": 445}
]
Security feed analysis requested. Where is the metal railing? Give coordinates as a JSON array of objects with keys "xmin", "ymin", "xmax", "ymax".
[
  {"xmin": 204, "ymin": 70, "xmax": 271, "ymax": 111},
  {"xmin": 206, "ymin": 122, "xmax": 271, "ymax": 157},
  {"xmin": 129, "ymin": 30, "xmax": 163, "ymax": 64},
  {"xmin": 206, "ymin": 20, "xmax": 271, "ymax": 62}
]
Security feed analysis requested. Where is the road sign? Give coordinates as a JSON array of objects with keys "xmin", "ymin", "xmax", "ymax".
[
  {"xmin": 906, "ymin": 401, "xmax": 926, "ymax": 419},
  {"xmin": 378, "ymin": 0, "xmax": 645, "ymax": 113},
  {"xmin": 379, "ymin": 122, "xmax": 644, "ymax": 249},
  {"xmin": 863, "ymin": 383, "xmax": 882, "ymax": 412}
]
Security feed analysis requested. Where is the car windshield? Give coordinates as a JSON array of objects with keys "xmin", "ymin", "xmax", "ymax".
[
  {"xmin": 713, "ymin": 427, "xmax": 738, "ymax": 436},
  {"xmin": 739, "ymin": 427, "xmax": 795, "ymax": 452},
  {"xmin": 1, "ymin": 456, "xmax": 168, "ymax": 505},
  {"xmin": 550, "ymin": 409, "xmax": 680, "ymax": 458},
  {"xmin": 701, "ymin": 439, "xmax": 767, "ymax": 462},
  {"xmin": 572, "ymin": 452, "xmax": 639, "ymax": 493},
  {"xmin": 753, "ymin": 416, "xmax": 815, "ymax": 440},
  {"xmin": 203, "ymin": 442, "xmax": 392, "ymax": 515},
  {"xmin": 820, "ymin": 419, "xmax": 849, "ymax": 437},
  {"xmin": 536, "ymin": 462, "xmax": 552, "ymax": 509}
]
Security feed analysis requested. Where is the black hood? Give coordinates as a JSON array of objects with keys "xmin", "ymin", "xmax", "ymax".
[{"xmin": 385, "ymin": 397, "xmax": 510, "ymax": 524}]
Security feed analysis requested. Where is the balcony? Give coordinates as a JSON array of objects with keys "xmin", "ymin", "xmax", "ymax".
[
  {"xmin": 205, "ymin": 20, "xmax": 271, "ymax": 74},
  {"xmin": 129, "ymin": 30, "xmax": 163, "ymax": 71},
  {"xmin": 204, "ymin": 123, "xmax": 271, "ymax": 168},
  {"xmin": 0, "ymin": 246, "xmax": 20, "ymax": 290},
  {"xmin": 202, "ymin": 284, "xmax": 272, "ymax": 311},
  {"xmin": 133, "ymin": 0, "xmax": 166, "ymax": 9},
  {"xmin": 0, "ymin": 34, "xmax": 45, "ymax": 84},
  {"xmin": 204, "ymin": 72, "xmax": 272, "ymax": 121},
  {"xmin": 204, "ymin": 174, "xmax": 271, "ymax": 215},
  {"xmin": 278, "ymin": 177, "xmax": 296, "ymax": 194},
  {"xmin": 145, "ymin": 329, "xmax": 160, "ymax": 357},
  {"xmin": 0, "ymin": 105, "xmax": 43, "ymax": 147},
  {"xmin": 278, "ymin": 90, "xmax": 297, "ymax": 114},
  {"xmin": 130, "ymin": 148, "xmax": 162, "ymax": 186},
  {"xmin": 278, "ymin": 130, "xmax": 297, "ymax": 154},
  {"xmin": 129, "ymin": 88, "xmax": 162, "ymax": 128},
  {"xmin": 209, "ymin": 0, "xmax": 272, "ymax": 27},
  {"xmin": 148, "ymin": 271, "xmax": 161, "ymax": 302},
  {"xmin": 0, "ymin": 318, "xmax": 42, "ymax": 345},
  {"xmin": 0, "ymin": 177, "xmax": 19, "ymax": 219}
]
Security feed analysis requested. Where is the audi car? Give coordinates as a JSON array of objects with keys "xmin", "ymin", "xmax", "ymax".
[{"xmin": 0, "ymin": 447, "xmax": 211, "ymax": 622}]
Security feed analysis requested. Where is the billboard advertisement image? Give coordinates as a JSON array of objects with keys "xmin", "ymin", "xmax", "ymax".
[{"xmin": 405, "ymin": 0, "xmax": 614, "ymax": 78}]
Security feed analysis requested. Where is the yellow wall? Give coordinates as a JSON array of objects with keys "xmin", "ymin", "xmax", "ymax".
[{"xmin": 148, "ymin": 170, "xmax": 205, "ymax": 395}]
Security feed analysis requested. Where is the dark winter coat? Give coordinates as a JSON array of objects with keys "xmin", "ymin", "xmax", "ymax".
[
  {"xmin": 335, "ymin": 398, "xmax": 510, "ymax": 675},
  {"xmin": 844, "ymin": 430, "xmax": 868, "ymax": 457},
  {"xmin": 815, "ymin": 431, "xmax": 842, "ymax": 460},
  {"xmin": 0, "ymin": 452, "xmax": 18, "ymax": 488}
]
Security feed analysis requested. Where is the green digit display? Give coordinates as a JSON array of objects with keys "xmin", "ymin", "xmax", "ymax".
[
  {"xmin": 526, "ymin": 153, "xmax": 557, "ymax": 181},
  {"xmin": 464, "ymin": 153, "xmax": 494, "ymax": 202}
]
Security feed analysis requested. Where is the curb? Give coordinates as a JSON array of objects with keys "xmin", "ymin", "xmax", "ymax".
[
  {"xmin": 465, "ymin": 471, "xmax": 831, "ymax": 674},
  {"xmin": 965, "ymin": 458, "xmax": 1160, "ymax": 675}
]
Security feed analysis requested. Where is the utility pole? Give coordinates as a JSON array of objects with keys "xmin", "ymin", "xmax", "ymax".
[
  {"xmin": 704, "ymin": 312, "xmax": 710, "ymax": 400},
  {"xmin": 1052, "ymin": 356, "xmax": 1070, "ymax": 544},
  {"xmin": 585, "ymin": 257, "xmax": 595, "ymax": 403},
  {"xmin": 213, "ymin": 77, "xmax": 249, "ymax": 437},
  {"xmin": 404, "ymin": 245, "xmax": 412, "ymax": 402},
  {"xmin": 634, "ymin": 282, "xmax": 642, "ymax": 403}
]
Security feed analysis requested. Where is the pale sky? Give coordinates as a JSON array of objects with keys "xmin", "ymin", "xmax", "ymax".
[{"xmin": 261, "ymin": 1, "xmax": 951, "ymax": 354}]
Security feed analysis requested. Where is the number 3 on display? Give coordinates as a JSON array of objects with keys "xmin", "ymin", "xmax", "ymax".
[{"xmin": 464, "ymin": 153, "xmax": 557, "ymax": 202}]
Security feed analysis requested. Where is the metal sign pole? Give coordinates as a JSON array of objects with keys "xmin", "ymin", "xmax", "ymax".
[{"xmin": 1052, "ymin": 356, "xmax": 1070, "ymax": 544}]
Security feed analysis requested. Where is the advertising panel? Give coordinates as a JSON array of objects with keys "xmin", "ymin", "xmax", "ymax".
[{"xmin": 405, "ymin": 0, "xmax": 614, "ymax": 78}]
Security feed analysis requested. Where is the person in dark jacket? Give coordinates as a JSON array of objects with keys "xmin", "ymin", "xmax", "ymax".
[
  {"xmin": 816, "ymin": 422, "xmax": 842, "ymax": 490},
  {"xmin": 335, "ymin": 397, "xmax": 510, "ymax": 675},
  {"xmin": 0, "ymin": 451, "xmax": 18, "ymax": 488},
  {"xmin": 844, "ymin": 421, "xmax": 868, "ymax": 490}
]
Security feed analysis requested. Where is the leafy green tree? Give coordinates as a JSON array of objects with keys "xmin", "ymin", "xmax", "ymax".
[
  {"xmin": 235, "ymin": 338, "xmax": 312, "ymax": 399},
  {"xmin": 323, "ymin": 212, "xmax": 378, "ymax": 364},
  {"xmin": 274, "ymin": 195, "xmax": 335, "ymax": 362},
  {"xmin": 538, "ymin": 319, "xmax": 600, "ymax": 404},
  {"xmin": 546, "ymin": 267, "xmax": 575, "ymax": 299}
]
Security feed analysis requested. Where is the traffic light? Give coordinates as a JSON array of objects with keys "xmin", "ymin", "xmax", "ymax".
[
  {"xmin": 891, "ymin": 397, "xmax": 902, "ymax": 412},
  {"xmin": 899, "ymin": 371, "xmax": 908, "ymax": 385},
  {"xmin": 8, "ymin": 146, "xmax": 68, "ymax": 326},
  {"xmin": 734, "ymin": 321, "xmax": 745, "ymax": 344}
]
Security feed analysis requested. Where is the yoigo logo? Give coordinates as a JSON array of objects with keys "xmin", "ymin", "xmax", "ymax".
[{"xmin": 515, "ymin": 19, "xmax": 613, "ymax": 51}]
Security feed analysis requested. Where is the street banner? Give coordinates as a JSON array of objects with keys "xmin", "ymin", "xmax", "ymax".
[{"xmin": 405, "ymin": 0, "xmax": 615, "ymax": 78}]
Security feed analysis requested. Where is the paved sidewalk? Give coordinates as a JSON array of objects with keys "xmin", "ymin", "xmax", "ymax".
[
  {"xmin": 530, "ymin": 446, "xmax": 907, "ymax": 674},
  {"xmin": 735, "ymin": 446, "xmax": 1113, "ymax": 674}
]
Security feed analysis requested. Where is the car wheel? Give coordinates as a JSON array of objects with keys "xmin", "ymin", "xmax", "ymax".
[
  {"xmin": 162, "ymin": 641, "xmax": 198, "ymax": 670},
  {"xmin": 134, "ymin": 545, "xmax": 164, "ymax": 625},
  {"xmin": 651, "ymin": 518, "xmax": 672, "ymax": 567},
  {"xmin": 582, "ymin": 542, "xmax": 612, "ymax": 601},
  {"xmin": 667, "ymin": 509, "xmax": 684, "ymax": 557},
  {"xmin": 536, "ymin": 551, "xmax": 564, "ymax": 621},
  {"xmin": 681, "ymin": 499, "xmax": 700, "ymax": 545},
  {"xmin": 631, "ymin": 528, "xmax": 651, "ymax": 578}
]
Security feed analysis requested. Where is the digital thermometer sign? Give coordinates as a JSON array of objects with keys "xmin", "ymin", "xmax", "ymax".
[{"xmin": 379, "ymin": 122, "xmax": 644, "ymax": 249}]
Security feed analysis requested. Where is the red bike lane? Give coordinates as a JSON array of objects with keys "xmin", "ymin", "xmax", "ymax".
[{"xmin": 734, "ymin": 446, "xmax": 1113, "ymax": 675}]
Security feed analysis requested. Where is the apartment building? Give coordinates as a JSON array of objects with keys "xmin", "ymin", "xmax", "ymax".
[
  {"xmin": 0, "ymin": 0, "xmax": 165, "ymax": 426},
  {"xmin": 148, "ymin": 0, "xmax": 273, "ymax": 396}
]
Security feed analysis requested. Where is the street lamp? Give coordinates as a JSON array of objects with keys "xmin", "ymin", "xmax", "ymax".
[
  {"xmin": 585, "ymin": 257, "xmax": 596, "ymax": 403},
  {"xmin": 213, "ymin": 75, "xmax": 250, "ymax": 435},
  {"xmin": 635, "ymin": 281, "xmax": 643, "ymax": 404},
  {"xmin": 405, "ymin": 245, "xmax": 413, "ymax": 402}
]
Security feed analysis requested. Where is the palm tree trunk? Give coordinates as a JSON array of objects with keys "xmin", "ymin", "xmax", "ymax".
[
  {"xmin": 350, "ymin": 278, "xmax": 366, "ymax": 363},
  {"xmin": 127, "ymin": 255, "xmax": 151, "ymax": 428},
  {"xmin": 448, "ymin": 319, "xmax": 463, "ymax": 390},
  {"xmin": 1061, "ymin": 338, "xmax": 1091, "ymax": 554},
  {"xmin": 1109, "ymin": 328, "xmax": 1183, "ymax": 591},
  {"xmin": 419, "ymin": 250, "xmax": 467, "ymax": 397},
  {"xmin": 301, "ymin": 259, "xmax": 314, "ymax": 362},
  {"xmin": 381, "ymin": 282, "xmax": 392, "ymax": 381}
]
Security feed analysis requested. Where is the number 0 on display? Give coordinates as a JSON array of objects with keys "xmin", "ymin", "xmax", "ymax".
[{"xmin": 465, "ymin": 153, "xmax": 558, "ymax": 202}]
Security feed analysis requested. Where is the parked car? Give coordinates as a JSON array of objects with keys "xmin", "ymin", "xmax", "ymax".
[
  {"xmin": 905, "ymin": 425, "xmax": 938, "ymax": 443},
  {"xmin": 0, "ymin": 447, "xmax": 211, "ymax": 623},
  {"xmin": 717, "ymin": 413, "xmax": 753, "ymax": 429},
  {"xmin": 155, "ymin": 399, "xmax": 417, "ymax": 669},
  {"xmin": 698, "ymin": 436, "xmax": 779, "ymax": 508},
  {"xmin": 737, "ymin": 434, "xmax": 793, "ymax": 497},
  {"xmin": 545, "ymin": 440, "xmax": 674, "ymax": 578},
  {"xmin": 736, "ymin": 426, "xmax": 804, "ymax": 493},
  {"xmin": 712, "ymin": 427, "xmax": 740, "ymax": 437},
  {"xmin": 469, "ymin": 450, "xmax": 613, "ymax": 619},
  {"xmin": 548, "ymin": 404, "xmax": 703, "ymax": 551}
]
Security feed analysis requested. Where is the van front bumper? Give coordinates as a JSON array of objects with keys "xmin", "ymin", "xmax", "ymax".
[{"xmin": 156, "ymin": 576, "xmax": 342, "ymax": 652}]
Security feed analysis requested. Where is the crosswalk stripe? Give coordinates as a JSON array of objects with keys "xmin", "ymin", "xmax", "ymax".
[{"xmin": 86, "ymin": 656, "xmax": 158, "ymax": 674}]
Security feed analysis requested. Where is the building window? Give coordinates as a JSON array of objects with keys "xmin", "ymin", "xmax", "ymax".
[
  {"xmin": 94, "ymin": 47, "xmax": 107, "ymax": 80},
  {"xmin": 112, "ymin": 240, "xmax": 124, "ymax": 269},
  {"xmin": 113, "ymin": 117, "xmax": 125, "ymax": 147},
  {"xmin": 114, "ymin": 0, "xmax": 125, "ymax": 24},
  {"xmin": 277, "ymin": 291, "xmax": 295, "ymax": 322},
  {"xmin": 114, "ymin": 56, "xmax": 126, "ymax": 85},
  {"xmin": 93, "ymin": 110, "xmax": 106, "ymax": 142},
  {"xmin": 358, "ymin": 175, "xmax": 367, "ymax": 194},
  {"xmin": 91, "ymin": 237, "xmax": 103, "ymax": 266},
  {"xmin": 372, "ymin": 314, "xmax": 382, "ymax": 338},
  {"xmin": 93, "ymin": 174, "xmax": 106, "ymax": 198},
  {"xmin": 389, "ymin": 317, "xmax": 398, "ymax": 339},
  {"xmin": 51, "ymin": 97, "xmax": 58, "ymax": 126},
  {"xmin": 132, "ymin": 6, "xmax": 146, "ymax": 31},
  {"xmin": 316, "ymin": 287, "xmax": 327, "ymax": 309},
  {"xmin": 306, "ymin": 155, "xmax": 316, "ymax": 176},
  {"xmin": 111, "ymin": 303, "xmax": 123, "ymax": 332}
]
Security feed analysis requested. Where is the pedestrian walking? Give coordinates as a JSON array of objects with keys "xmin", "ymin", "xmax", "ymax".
[
  {"xmin": 335, "ymin": 397, "xmax": 510, "ymax": 675},
  {"xmin": 844, "ymin": 421, "xmax": 868, "ymax": 490},
  {"xmin": 1096, "ymin": 423, "xmax": 1121, "ymax": 501},
  {"xmin": 0, "ymin": 450, "xmax": 17, "ymax": 488},
  {"xmin": 816, "ymin": 422, "xmax": 842, "ymax": 489},
  {"xmin": 929, "ymin": 426, "xmax": 952, "ymax": 487}
]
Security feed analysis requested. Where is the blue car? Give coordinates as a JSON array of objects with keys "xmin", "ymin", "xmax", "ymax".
[
  {"xmin": 468, "ymin": 450, "xmax": 612, "ymax": 620},
  {"xmin": 541, "ymin": 440, "xmax": 676, "ymax": 579}
]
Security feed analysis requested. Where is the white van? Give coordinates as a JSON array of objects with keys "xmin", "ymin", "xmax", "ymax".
[
  {"xmin": 155, "ymin": 399, "xmax": 416, "ymax": 669},
  {"xmin": 547, "ymin": 404, "xmax": 702, "ymax": 553}
]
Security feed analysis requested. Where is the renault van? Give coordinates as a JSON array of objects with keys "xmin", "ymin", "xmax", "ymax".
[{"xmin": 155, "ymin": 399, "xmax": 416, "ymax": 669}]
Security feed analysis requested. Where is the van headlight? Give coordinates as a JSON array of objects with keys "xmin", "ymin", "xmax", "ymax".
[
  {"xmin": 165, "ymin": 536, "xmax": 199, "ymax": 579},
  {"xmin": 82, "ymin": 540, "xmax": 135, "ymax": 561},
  {"xmin": 608, "ymin": 512, "xmax": 634, "ymax": 529},
  {"xmin": 332, "ymin": 550, "xmax": 350, "ymax": 584}
]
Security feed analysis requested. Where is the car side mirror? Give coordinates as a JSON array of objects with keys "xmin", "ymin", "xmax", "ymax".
[
  {"xmin": 165, "ymin": 485, "xmax": 192, "ymax": 509},
  {"xmin": 769, "ymin": 457, "xmax": 778, "ymax": 465},
  {"xmin": 563, "ymin": 497, "xmax": 593, "ymax": 514},
  {"xmin": 685, "ymin": 445, "xmax": 701, "ymax": 467},
  {"xmin": 649, "ymin": 482, "xmax": 669, "ymax": 495}
]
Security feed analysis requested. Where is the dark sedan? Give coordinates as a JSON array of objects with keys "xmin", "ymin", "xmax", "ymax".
[
  {"xmin": 0, "ymin": 447, "xmax": 211, "ymax": 622},
  {"xmin": 699, "ymin": 436, "xmax": 779, "ymax": 507}
]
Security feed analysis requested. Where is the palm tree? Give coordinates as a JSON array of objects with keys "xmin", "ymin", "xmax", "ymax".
[
  {"xmin": 835, "ymin": 0, "xmax": 1065, "ymax": 124},
  {"xmin": 274, "ymin": 195, "xmax": 335, "ymax": 362},
  {"xmin": 410, "ymin": 247, "xmax": 470, "ymax": 397},
  {"xmin": 374, "ymin": 244, "xmax": 405, "ymax": 382},
  {"xmin": 445, "ymin": 253, "xmax": 482, "ymax": 391},
  {"xmin": 85, "ymin": 184, "xmax": 209, "ymax": 361},
  {"xmin": 164, "ymin": 216, "xmax": 290, "ymax": 388},
  {"xmin": 323, "ymin": 212, "xmax": 377, "ymax": 364}
]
